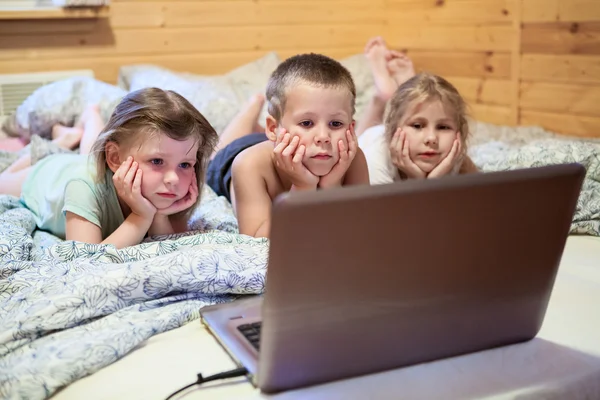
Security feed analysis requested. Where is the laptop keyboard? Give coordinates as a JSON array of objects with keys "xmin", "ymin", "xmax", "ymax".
[{"xmin": 237, "ymin": 322, "xmax": 262, "ymax": 351}]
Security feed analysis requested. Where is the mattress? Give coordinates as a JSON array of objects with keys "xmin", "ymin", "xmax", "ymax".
[{"xmin": 52, "ymin": 235, "xmax": 600, "ymax": 400}]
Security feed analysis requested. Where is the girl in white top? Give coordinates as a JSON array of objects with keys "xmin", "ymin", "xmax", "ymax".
[{"xmin": 357, "ymin": 37, "xmax": 478, "ymax": 184}]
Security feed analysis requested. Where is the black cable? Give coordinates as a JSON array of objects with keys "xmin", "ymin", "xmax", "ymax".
[{"xmin": 165, "ymin": 367, "xmax": 249, "ymax": 400}]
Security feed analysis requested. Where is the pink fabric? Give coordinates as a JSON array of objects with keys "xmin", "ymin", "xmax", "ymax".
[{"xmin": 0, "ymin": 137, "xmax": 27, "ymax": 152}]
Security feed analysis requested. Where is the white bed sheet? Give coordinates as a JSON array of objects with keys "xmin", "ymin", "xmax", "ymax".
[{"xmin": 52, "ymin": 235, "xmax": 600, "ymax": 400}]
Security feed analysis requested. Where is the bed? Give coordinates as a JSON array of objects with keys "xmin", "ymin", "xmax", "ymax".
[{"xmin": 1, "ymin": 52, "xmax": 600, "ymax": 400}]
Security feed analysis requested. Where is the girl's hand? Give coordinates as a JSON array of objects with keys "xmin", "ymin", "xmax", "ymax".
[
  {"xmin": 112, "ymin": 156, "xmax": 156, "ymax": 220},
  {"xmin": 319, "ymin": 128, "xmax": 358, "ymax": 188},
  {"xmin": 390, "ymin": 128, "xmax": 426, "ymax": 179},
  {"xmin": 427, "ymin": 132, "xmax": 462, "ymax": 179},
  {"xmin": 272, "ymin": 130, "xmax": 319, "ymax": 190},
  {"xmin": 157, "ymin": 175, "xmax": 199, "ymax": 216}
]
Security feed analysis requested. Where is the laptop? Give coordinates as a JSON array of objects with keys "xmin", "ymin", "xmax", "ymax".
[{"xmin": 200, "ymin": 163, "xmax": 585, "ymax": 394}]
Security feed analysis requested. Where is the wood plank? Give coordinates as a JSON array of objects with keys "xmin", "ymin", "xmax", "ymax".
[
  {"xmin": 510, "ymin": 0, "xmax": 522, "ymax": 125},
  {"xmin": 522, "ymin": 22, "xmax": 600, "ymax": 54},
  {"xmin": 165, "ymin": 0, "xmax": 385, "ymax": 27},
  {"xmin": 520, "ymin": 81, "xmax": 600, "ymax": 116},
  {"xmin": 0, "ymin": 24, "xmax": 382, "ymax": 60},
  {"xmin": 521, "ymin": 54, "xmax": 600, "ymax": 84},
  {"xmin": 0, "ymin": 19, "xmax": 102, "ymax": 35},
  {"xmin": 523, "ymin": 0, "xmax": 600, "ymax": 23},
  {"xmin": 0, "ymin": 6, "xmax": 108, "ymax": 20},
  {"xmin": 386, "ymin": 25, "xmax": 514, "ymax": 52},
  {"xmin": 447, "ymin": 77, "xmax": 512, "ymax": 106},
  {"xmin": 0, "ymin": 48, "xmax": 363, "ymax": 84},
  {"xmin": 469, "ymin": 103, "xmax": 513, "ymax": 126},
  {"xmin": 108, "ymin": 2, "xmax": 165, "ymax": 28},
  {"xmin": 405, "ymin": 50, "xmax": 511, "ymax": 79},
  {"xmin": 386, "ymin": 0, "xmax": 515, "ymax": 25},
  {"xmin": 520, "ymin": 109, "xmax": 600, "ymax": 138}
]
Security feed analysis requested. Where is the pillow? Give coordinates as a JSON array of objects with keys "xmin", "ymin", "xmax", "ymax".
[
  {"xmin": 339, "ymin": 53, "xmax": 376, "ymax": 123},
  {"xmin": 2, "ymin": 77, "xmax": 126, "ymax": 141},
  {"xmin": 118, "ymin": 52, "xmax": 281, "ymax": 134}
]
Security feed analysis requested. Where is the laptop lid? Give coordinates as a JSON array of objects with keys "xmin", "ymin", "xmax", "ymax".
[{"xmin": 256, "ymin": 163, "xmax": 585, "ymax": 393}]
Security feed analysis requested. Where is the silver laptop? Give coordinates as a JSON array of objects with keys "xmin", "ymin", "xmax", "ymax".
[{"xmin": 200, "ymin": 163, "xmax": 585, "ymax": 394}]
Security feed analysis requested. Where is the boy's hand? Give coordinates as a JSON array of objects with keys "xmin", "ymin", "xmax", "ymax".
[
  {"xmin": 156, "ymin": 174, "xmax": 199, "ymax": 216},
  {"xmin": 273, "ymin": 130, "xmax": 319, "ymax": 190},
  {"xmin": 390, "ymin": 128, "xmax": 426, "ymax": 179},
  {"xmin": 427, "ymin": 132, "xmax": 462, "ymax": 179},
  {"xmin": 319, "ymin": 128, "xmax": 358, "ymax": 188},
  {"xmin": 113, "ymin": 156, "xmax": 156, "ymax": 220}
]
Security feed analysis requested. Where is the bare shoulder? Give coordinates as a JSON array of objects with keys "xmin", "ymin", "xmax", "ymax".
[
  {"xmin": 232, "ymin": 140, "xmax": 276, "ymax": 183},
  {"xmin": 343, "ymin": 147, "xmax": 370, "ymax": 186},
  {"xmin": 459, "ymin": 155, "xmax": 479, "ymax": 174}
]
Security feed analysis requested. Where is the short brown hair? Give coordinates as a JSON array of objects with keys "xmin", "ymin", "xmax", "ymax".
[
  {"xmin": 384, "ymin": 73, "xmax": 470, "ymax": 151},
  {"xmin": 266, "ymin": 53, "xmax": 356, "ymax": 121},
  {"xmin": 91, "ymin": 87, "xmax": 218, "ymax": 216}
]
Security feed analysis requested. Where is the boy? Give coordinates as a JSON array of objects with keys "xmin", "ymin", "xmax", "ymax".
[{"xmin": 221, "ymin": 53, "xmax": 370, "ymax": 238}]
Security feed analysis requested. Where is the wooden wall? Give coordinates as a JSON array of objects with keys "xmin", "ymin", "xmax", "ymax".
[{"xmin": 0, "ymin": 0, "xmax": 599, "ymax": 137}]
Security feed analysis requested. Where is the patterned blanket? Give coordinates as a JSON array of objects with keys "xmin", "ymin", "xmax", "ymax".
[
  {"xmin": 0, "ymin": 187, "xmax": 269, "ymax": 400},
  {"xmin": 468, "ymin": 122, "xmax": 600, "ymax": 236}
]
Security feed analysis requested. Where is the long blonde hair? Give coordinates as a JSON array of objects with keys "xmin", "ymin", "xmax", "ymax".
[
  {"xmin": 91, "ymin": 87, "xmax": 218, "ymax": 216},
  {"xmin": 384, "ymin": 72, "xmax": 470, "ymax": 150}
]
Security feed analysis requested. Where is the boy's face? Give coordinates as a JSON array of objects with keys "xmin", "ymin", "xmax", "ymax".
[
  {"xmin": 399, "ymin": 99, "xmax": 458, "ymax": 173},
  {"xmin": 271, "ymin": 83, "xmax": 355, "ymax": 177}
]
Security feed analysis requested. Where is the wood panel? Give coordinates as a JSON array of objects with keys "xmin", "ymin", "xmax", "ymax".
[
  {"xmin": 522, "ymin": 22, "xmax": 600, "ymax": 54},
  {"xmin": 1, "ymin": 0, "xmax": 599, "ymax": 137},
  {"xmin": 405, "ymin": 50, "xmax": 511, "ymax": 79},
  {"xmin": 164, "ymin": 1, "xmax": 385, "ymax": 27},
  {"xmin": 386, "ymin": 25, "xmax": 514, "ymax": 52},
  {"xmin": 521, "ymin": 110, "xmax": 600, "ymax": 138},
  {"xmin": 470, "ymin": 104, "xmax": 513, "ymax": 126},
  {"xmin": 0, "ymin": 48, "xmax": 364, "ymax": 82},
  {"xmin": 385, "ymin": 0, "xmax": 515, "ymax": 25},
  {"xmin": 522, "ymin": 0, "xmax": 600, "ymax": 23},
  {"xmin": 448, "ymin": 77, "xmax": 512, "ymax": 106},
  {"xmin": 520, "ymin": 54, "xmax": 600, "ymax": 85},
  {"xmin": 0, "ymin": 23, "xmax": 382, "ymax": 60},
  {"xmin": 520, "ymin": 81, "xmax": 600, "ymax": 115}
]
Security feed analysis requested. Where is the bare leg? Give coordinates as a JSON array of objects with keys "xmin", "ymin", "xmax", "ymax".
[
  {"xmin": 51, "ymin": 125, "xmax": 84, "ymax": 150},
  {"xmin": 356, "ymin": 37, "xmax": 397, "ymax": 137},
  {"xmin": 77, "ymin": 104, "xmax": 105, "ymax": 155},
  {"xmin": 357, "ymin": 42, "xmax": 417, "ymax": 137},
  {"xmin": 211, "ymin": 94, "xmax": 265, "ymax": 160},
  {"xmin": 0, "ymin": 117, "xmax": 96, "ymax": 197}
]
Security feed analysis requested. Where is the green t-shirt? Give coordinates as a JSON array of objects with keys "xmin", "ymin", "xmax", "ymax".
[{"xmin": 21, "ymin": 153, "xmax": 124, "ymax": 240}]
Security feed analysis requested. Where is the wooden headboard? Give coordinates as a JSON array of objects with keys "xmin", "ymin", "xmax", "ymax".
[{"xmin": 1, "ymin": 0, "xmax": 599, "ymax": 138}]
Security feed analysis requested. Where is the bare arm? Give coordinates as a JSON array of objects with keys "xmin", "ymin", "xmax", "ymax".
[
  {"xmin": 230, "ymin": 154, "xmax": 273, "ymax": 239},
  {"xmin": 342, "ymin": 147, "xmax": 370, "ymax": 186},
  {"xmin": 65, "ymin": 211, "xmax": 152, "ymax": 249}
]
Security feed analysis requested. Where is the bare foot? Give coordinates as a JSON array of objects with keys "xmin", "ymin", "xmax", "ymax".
[
  {"xmin": 51, "ymin": 124, "xmax": 84, "ymax": 150},
  {"xmin": 387, "ymin": 50, "xmax": 416, "ymax": 87},
  {"xmin": 364, "ymin": 36, "xmax": 398, "ymax": 102}
]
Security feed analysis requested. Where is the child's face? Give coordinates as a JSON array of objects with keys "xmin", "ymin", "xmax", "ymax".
[
  {"xmin": 121, "ymin": 133, "xmax": 199, "ymax": 210},
  {"xmin": 399, "ymin": 99, "xmax": 458, "ymax": 173},
  {"xmin": 276, "ymin": 84, "xmax": 354, "ymax": 177}
]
